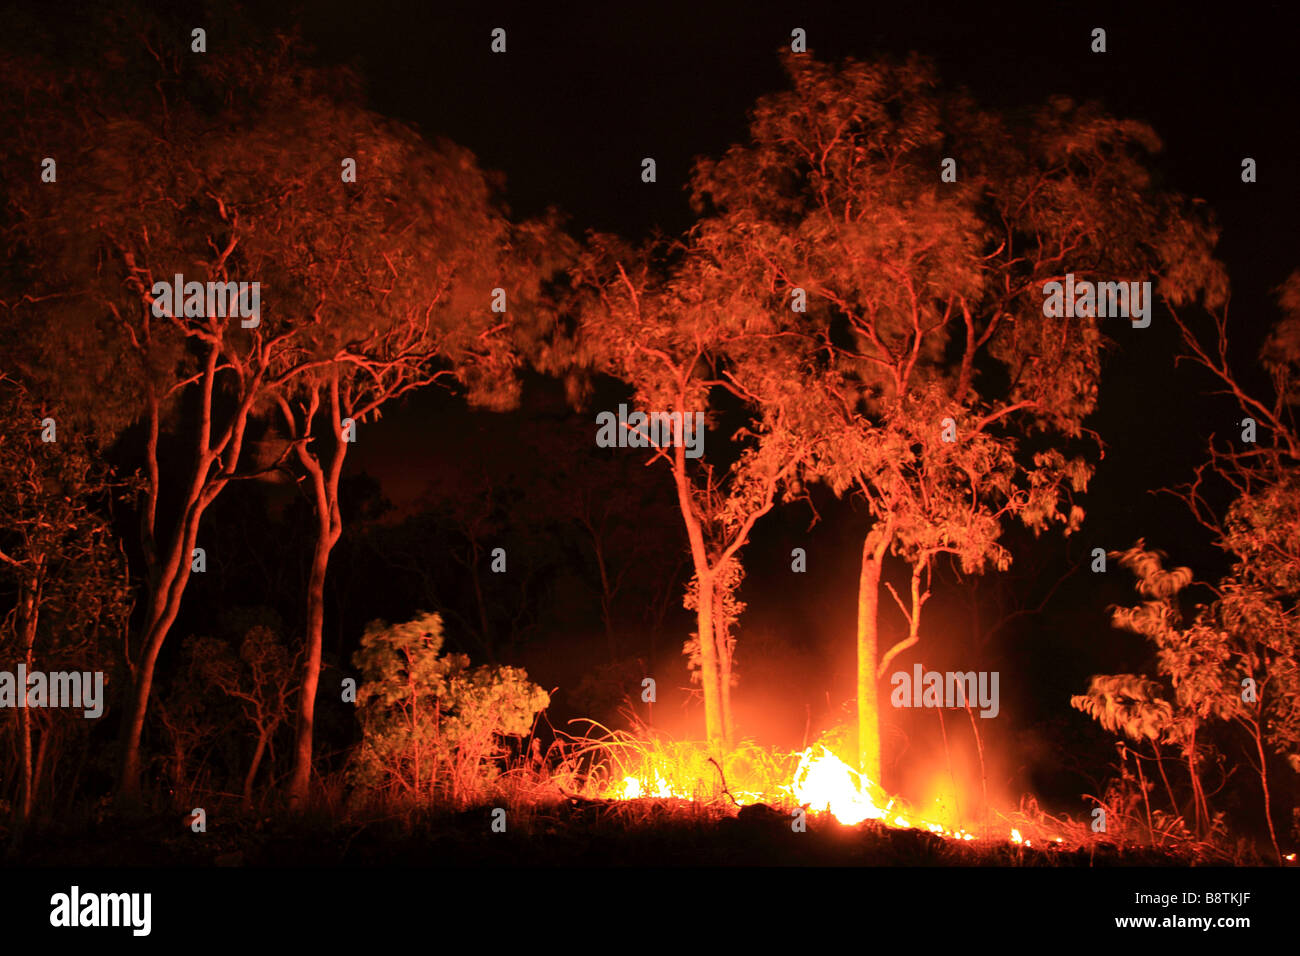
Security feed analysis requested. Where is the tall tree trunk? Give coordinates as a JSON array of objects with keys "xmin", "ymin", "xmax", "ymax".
[
  {"xmin": 671, "ymin": 439, "xmax": 724, "ymax": 750},
  {"xmin": 287, "ymin": 374, "xmax": 345, "ymax": 810},
  {"xmin": 857, "ymin": 524, "xmax": 891, "ymax": 782},
  {"xmin": 588, "ymin": 530, "xmax": 617, "ymax": 661},
  {"xmin": 118, "ymin": 352, "xmax": 259, "ymax": 807},
  {"xmin": 117, "ymin": 517, "xmax": 203, "ymax": 807}
]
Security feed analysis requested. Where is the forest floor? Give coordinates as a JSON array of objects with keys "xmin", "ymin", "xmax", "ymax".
[{"xmin": 5, "ymin": 798, "xmax": 1208, "ymax": 866}]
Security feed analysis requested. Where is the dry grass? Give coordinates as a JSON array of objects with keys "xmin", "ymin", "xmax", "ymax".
[{"xmin": 552, "ymin": 718, "xmax": 800, "ymax": 809}]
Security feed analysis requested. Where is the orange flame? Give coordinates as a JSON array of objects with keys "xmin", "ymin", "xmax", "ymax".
[
  {"xmin": 602, "ymin": 741, "xmax": 1031, "ymax": 846},
  {"xmin": 789, "ymin": 746, "xmax": 888, "ymax": 826}
]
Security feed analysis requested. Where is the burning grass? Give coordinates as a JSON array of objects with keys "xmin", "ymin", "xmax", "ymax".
[
  {"xmin": 559, "ymin": 719, "xmax": 797, "ymax": 806},
  {"xmin": 552, "ymin": 720, "xmax": 1018, "ymax": 844},
  {"xmin": 529, "ymin": 719, "xmax": 1246, "ymax": 864}
]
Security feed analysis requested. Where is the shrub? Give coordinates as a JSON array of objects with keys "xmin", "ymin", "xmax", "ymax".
[{"xmin": 349, "ymin": 612, "xmax": 549, "ymax": 806}]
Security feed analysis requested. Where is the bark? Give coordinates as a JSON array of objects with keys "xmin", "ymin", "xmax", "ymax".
[
  {"xmin": 1185, "ymin": 725, "xmax": 1209, "ymax": 837},
  {"xmin": 287, "ymin": 374, "xmax": 345, "ymax": 809},
  {"xmin": 717, "ymin": 588, "xmax": 735, "ymax": 750},
  {"xmin": 671, "ymin": 442, "xmax": 724, "ymax": 748},
  {"xmin": 1246, "ymin": 717, "xmax": 1282, "ymax": 864},
  {"xmin": 117, "ymin": 504, "xmax": 205, "ymax": 806},
  {"xmin": 32, "ymin": 722, "xmax": 50, "ymax": 815},
  {"xmin": 695, "ymin": 573, "xmax": 723, "ymax": 748},
  {"xmin": 243, "ymin": 728, "xmax": 269, "ymax": 810},
  {"xmin": 118, "ymin": 348, "xmax": 260, "ymax": 806},
  {"xmin": 856, "ymin": 523, "xmax": 892, "ymax": 782},
  {"xmin": 287, "ymin": 502, "xmax": 332, "ymax": 807}
]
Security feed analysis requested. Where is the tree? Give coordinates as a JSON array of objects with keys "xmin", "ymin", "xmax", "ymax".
[
  {"xmin": 685, "ymin": 52, "xmax": 1224, "ymax": 779},
  {"xmin": 182, "ymin": 625, "xmax": 299, "ymax": 810},
  {"xmin": 0, "ymin": 16, "xmax": 566, "ymax": 806},
  {"xmin": 1075, "ymin": 271, "xmax": 1300, "ymax": 859},
  {"xmin": 258, "ymin": 106, "xmax": 565, "ymax": 808},
  {"xmin": 0, "ymin": 26, "xmax": 361, "ymax": 804},
  {"xmin": 572, "ymin": 235, "xmax": 811, "ymax": 751},
  {"xmin": 1123, "ymin": 267, "xmax": 1300, "ymax": 857},
  {"xmin": 0, "ymin": 376, "xmax": 131, "ymax": 828},
  {"xmin": 1073, "ymin": 538, "xmax": 1298, "ymax": 859}
]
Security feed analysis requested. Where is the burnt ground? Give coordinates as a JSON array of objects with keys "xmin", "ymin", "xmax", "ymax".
[{"xmin": 4, "ymin": 799, "xmax": 1212, "ymax": 867}]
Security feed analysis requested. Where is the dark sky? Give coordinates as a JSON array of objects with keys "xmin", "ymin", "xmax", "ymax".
[{"xmin": 272, "ymin": 0, "xmax": 1297, "ymax": 277}]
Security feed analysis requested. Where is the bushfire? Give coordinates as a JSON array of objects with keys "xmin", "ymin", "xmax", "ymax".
[{"xmin": 602, "ymin": 743, "xmax": 1044, "ymax": 844}]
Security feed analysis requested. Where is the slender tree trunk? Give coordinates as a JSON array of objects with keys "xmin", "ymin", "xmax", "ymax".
[
  {"xmin": 589, "ymin": 532, "xmax": 617, "ymax": 660},
  {"xmin": 1246, "ymin": 718, "xmax": 1282, "ymax": 863},
  {"xmin": 1134, "ymin": 752, "xmax": 1154, "ymax": 841},
  {"xmin": 64, "ymin": 735, "xmax": 89, "ymax": 815},
  {"xmin": 1152, "ymin": 745, "xmax": 1178, "ymax": 821},
  {"xmin": 288, "ymin": 374, "xmax": 345, "ymax": 810},
  {"xmin": 1183, "ymin": 726, "xmax": 1209, "ymax": 838},
  {"xmin": 3, "ymin": 710, "xmax": 16, "ymax": 806},
  {"xmin": 17, "ymin": 603, "xmax": 36, "ymax": 825},
  {"xmin": 32, "ymin": 720, "xmax": 49, "ymax": 816},
  {"xmin": 966, "ymin": 701, "xmax": 988, "ymax": 831},
  {"xmin": 857, "ymin": 525, "xmax": 890, "ymax": 781},
  {"xmin": 937, "ymin": 707, "xmax": 959, "ymax": 823},
  {"xmin": 412, "ymin": 686, "xmax": 421, "ymax": 799},
  {"xmin": 170, "ymin": 725, "xmax": 187, "ymax": 806},
  {"xmin": 118, "ymin": 536, "xmax": 201, "ymax": 806},
  {"xmin": 670, "ymin": 438, "xmax": 725, "ymax": 750},
  {"xmin": 118, "ymin": 352, "xmax": 259, "ymax": 807},
  {"xmin": 243, "ymin": 728, "xmax": 269, "ymax": 810}
]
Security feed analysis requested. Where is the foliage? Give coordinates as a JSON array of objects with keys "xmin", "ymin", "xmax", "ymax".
[
  {"xmin": 1074, "ymin": 537, "xmax": 1299, "ymax": 858},
  {"xmin": 1071, "ymin": 674, "xmax": 1175, "ymax": 743},
  {"xmin": 687, "ymin": 50, "xmax": 1225, "ymax": 583},
  {"xmin": 350, "ymin": 612, "xmax": 549, "ymax": 804},
  {"xmin": 657, "ymin": 51, "xmax": 1224, "ymax": 760},
  {"xmin": 0, "ymin": 378, "xmax": 132, "ymax": 661},
  {"xmin": 0, "ymin": 376, "xmax": 131, "ymax": 820}
]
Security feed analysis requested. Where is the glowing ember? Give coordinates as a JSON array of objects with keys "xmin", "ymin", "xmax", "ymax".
[{"xmin": 1007, "ymin": 829, "xmax": 1033, "ymax": 847}]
